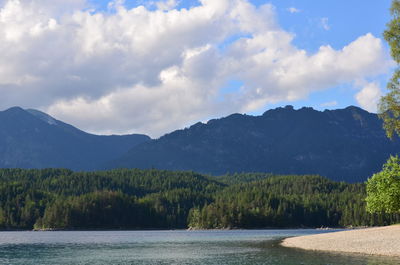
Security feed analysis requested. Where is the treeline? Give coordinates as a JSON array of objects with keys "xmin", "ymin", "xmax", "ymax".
[
  {"xmin": 0, "ymin": 169, "xmax": 398, "ymax": 230},
  {"xmin": 0, "ymin": 168, "xmax": 221, "ymax": 229},
  {"xmin": 188, "ymin": 175, "xmax": 400, "ymax": 229}
]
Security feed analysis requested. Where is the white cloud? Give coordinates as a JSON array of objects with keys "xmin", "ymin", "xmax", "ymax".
[
  {"xmin": 355, "ymin": 81, "xmax": 382, "ymax": 112},
  {"xmin": 225, "ymin": 33, "xmax": 389, "ymax": 113},
  {"xmin": 154, "ymin": 0, "xmax": 179, "ymax": 11},
  {"xmin": 0, "ymin": 0, "xmax": 392, "ymax": 137},
  {"xmin": 320, "ymin": 17, "xmax": 330, "ymax": 30},
  {"xmin": 287, "ymin": 7, "xmax": 300, "ymax": 13},
  {"xmin": 320, "ymin": 101, "xmax": 338, "ymax": 108}
]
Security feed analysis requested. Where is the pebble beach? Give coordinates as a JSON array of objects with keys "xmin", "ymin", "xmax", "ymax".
[{"xmin": 281, "ymin": 225, "xmax": 400, "ymax": 257}]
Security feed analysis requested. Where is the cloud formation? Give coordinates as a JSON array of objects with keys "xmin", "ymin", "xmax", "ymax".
[
  {"xmin": 320, "ymin": 101, "xmax": 338, "ymax": 108},
  {"xmin": 355, "ymin": 82, "xmax": 382, "ymax": 112},
  {"xmin": 287, "ymin": 7, "xmax": 301, "ymax": 14},
  {"xmin": 320, "ymin": 17, "xmax": 330, "ymax": 30},
  {"xmin": 0, "ymin": 0, "xmax": 392, "ymax": 137}
]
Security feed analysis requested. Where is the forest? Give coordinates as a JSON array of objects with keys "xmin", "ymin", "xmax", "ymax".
[{"xmin": 0, "ymin": 168, "xmax": 398, "ymax": 230}]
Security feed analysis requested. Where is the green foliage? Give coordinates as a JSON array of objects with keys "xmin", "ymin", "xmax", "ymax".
[
  {"xmin": 371, "ymin": 0, "xmax": 400, "ymax": 219},
  {"xmin": 188, "ymin": 175, "xmax": 400, "ymax": 229},
  {"xmin": 209, "ymin": 173, "xmax": 273, "ymax": 185},
  {"xmin": 366, "ymin": 156, "xmax": 400, "ymax": 213},
  {"xmin": 35, "ymin": 191, "xmax": 159, "ymax": 230},
  {"xmin": 379, "ymin": 72, "xmax": 400, "ymax": 139},
  {"xmin": 384, "ymin": 0, "xmax": 400, "ymax": 63},
  {"xmin": 379, "ymin": 0, "xmax": 400, "ymax": 138},
  {"xmin": 0, "ymin": 168, "xmax": 221, "ymax": 230},
  {"xmin": 0, "ymin": 168, "xmax": 398, "ymax": 230}
]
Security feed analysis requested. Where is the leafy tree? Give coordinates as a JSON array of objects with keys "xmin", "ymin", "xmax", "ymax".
[
  {"xmin": 380, "ymin": 0, "xmax": 400, "ymax": 138},
  {"xmin": 368, "ymin": 0, "xmax": 400, "ymax": 217},
  {"xmin": 366, "ymin": 156, "xmax": 400, "ymax": 213}
]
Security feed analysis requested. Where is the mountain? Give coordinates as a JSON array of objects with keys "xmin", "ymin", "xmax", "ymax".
[
  {"xmin": 0, "ymin": 107, "xmax": 150, "ymax": 170},
  {"xmin": 112, "ymin": 106, "xmax": 400, "ymax": 182}
]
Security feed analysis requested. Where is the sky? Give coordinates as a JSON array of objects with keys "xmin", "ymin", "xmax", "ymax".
[{"xmin": 0, "ymin": 0, "xmax": 394, "ymax": 137}]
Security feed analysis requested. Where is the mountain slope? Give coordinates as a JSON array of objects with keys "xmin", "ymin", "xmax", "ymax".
[
  {"xmin": 112, "ymin": 106, "xmax": 400, "ymax": 182},
  {"xmin": 0, "ymin": 107, "xmax": 150, "ymax": 170}
]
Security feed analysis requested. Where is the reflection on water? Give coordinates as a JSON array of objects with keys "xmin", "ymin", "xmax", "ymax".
[{"xmin": 0, "ymin": 230, "xmax": 398, "ymax": 265}]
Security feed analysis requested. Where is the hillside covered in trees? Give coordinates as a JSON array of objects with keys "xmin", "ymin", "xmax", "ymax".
[
  {"xmin": 0, "ymin": 169, "xmax": 398, "ymax": 230},
  {"xmin": 188, "ymin": 174, "xmax": 400, "ymax": 229}
]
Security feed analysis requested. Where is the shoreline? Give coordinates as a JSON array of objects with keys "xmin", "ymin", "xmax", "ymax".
[
  {"xmin": 0, "ymin": 227, "xmax": 344, "ymax": 232},
  {"xmin": 281, "ymin": 225, "xmax": 400, "ymax": 257}
]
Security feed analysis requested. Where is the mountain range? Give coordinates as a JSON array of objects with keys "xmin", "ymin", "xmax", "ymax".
[
  {"xmin": 0, "ymin": 107, "xmax": 150, "ymax": 170},
  {"xmin": 0, "ymin": 105, "xmax": 399, "ymax": 182},
  {"xmin": 112, "ymin": 105, "xmax": 400, "ymax": 182}
]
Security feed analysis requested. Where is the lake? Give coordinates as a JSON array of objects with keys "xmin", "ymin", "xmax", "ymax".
[{"xmin": 0, "ymin": 230, "xmax": 399, "ymax": 265}]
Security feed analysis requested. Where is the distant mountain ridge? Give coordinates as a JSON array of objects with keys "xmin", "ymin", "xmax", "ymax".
[
  {"xmin": 0, "ymin": 107, "xmax": 150, "ymax": 170},
  {"xmin": 111, "ymin": 105, "xmax": 400, "ymax": 182},
  {"xmin": 1, "ymin": 105, "xmax": 399, "ymax": 182}
]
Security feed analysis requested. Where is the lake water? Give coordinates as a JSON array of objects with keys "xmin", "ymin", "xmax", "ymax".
[{"xmin": 0, "ymin": 230, "xmax": 399, "ymax": 265}]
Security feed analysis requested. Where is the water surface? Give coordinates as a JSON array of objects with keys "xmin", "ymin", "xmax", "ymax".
[{"xmin": 0, "ymin": 230, "xmax": 398, "ymax": 264}]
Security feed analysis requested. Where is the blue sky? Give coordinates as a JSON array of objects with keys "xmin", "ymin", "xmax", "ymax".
[
  {"xmin": 265, "ymin": 0, "xmax": 393, "ymax": 111},
  {"xmin": 87, "ymin": 0, "xmax": 393, "ymax": 112},
  {"xmin": 89, "ymin": 0, "xmax": 391, "ymax": 50},
  {"xmin": 0, "ymin": 0, "xmax": 395, "ymax": 136}
]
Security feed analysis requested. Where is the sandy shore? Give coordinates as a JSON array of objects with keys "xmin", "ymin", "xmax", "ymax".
[{"xmin": 281, "ymin": 225, "xmax": 400, "ymax": 257}]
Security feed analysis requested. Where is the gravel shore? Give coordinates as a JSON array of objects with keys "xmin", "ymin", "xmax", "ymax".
[{"xmin": 281, "ymin": 225, "xmax": 400, "ymax": 257}]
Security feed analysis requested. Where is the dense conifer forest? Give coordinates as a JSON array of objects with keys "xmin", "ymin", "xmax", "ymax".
[{"xmin": 0, "ymin": 168, "xmax": 398, "ymax": 230}]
